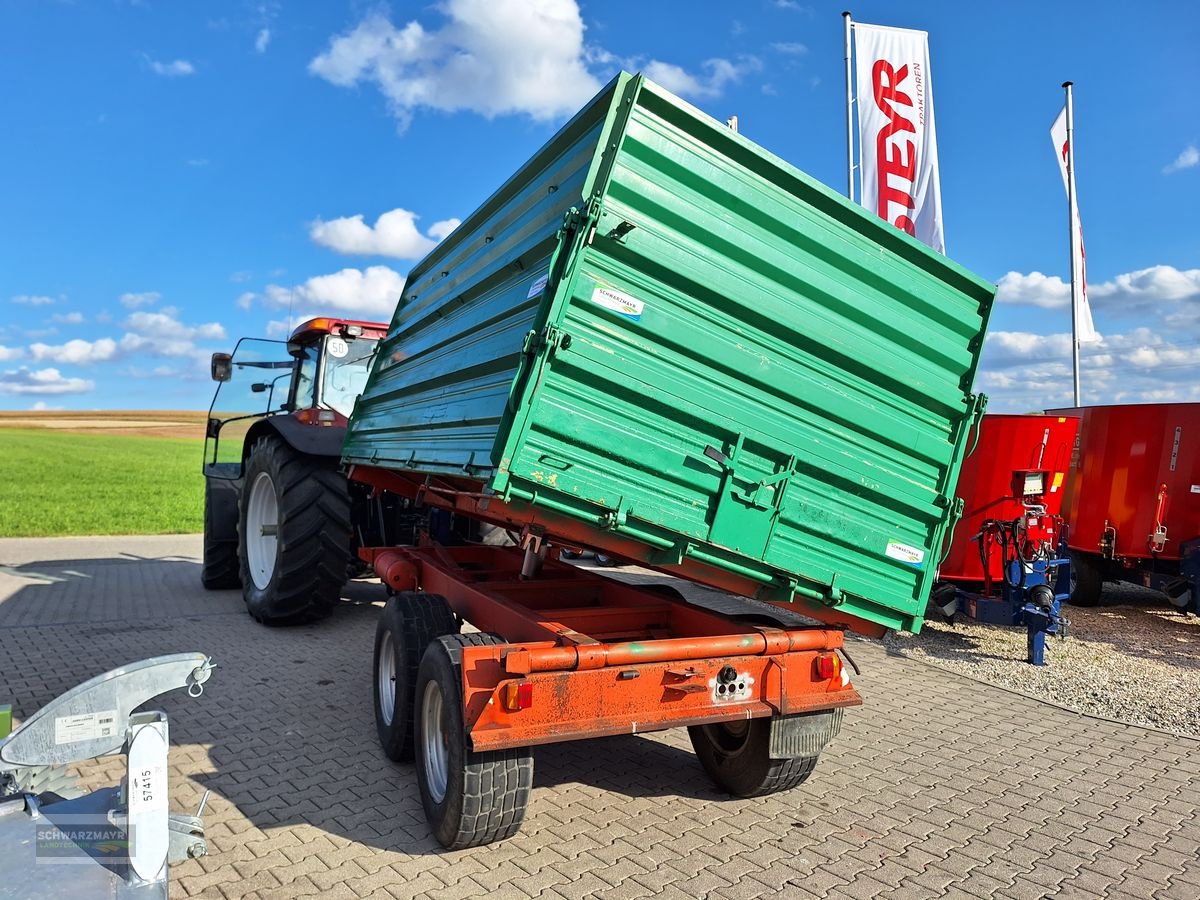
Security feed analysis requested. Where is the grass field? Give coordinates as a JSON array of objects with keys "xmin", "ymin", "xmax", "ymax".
[{"xmin": 0, "ymin": 415, "xmax": 207, "ymax": 537}]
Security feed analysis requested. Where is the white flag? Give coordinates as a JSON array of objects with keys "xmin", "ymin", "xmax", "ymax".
[
  {"xmin": 854, "ymin": 23, "xmax": 945, "ymax": 254},
  {"xmin": 1050, "ymin": 106, "xmax": 1101, "ymax": 342}
]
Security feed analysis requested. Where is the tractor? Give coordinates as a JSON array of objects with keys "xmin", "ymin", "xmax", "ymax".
[{"xmin": 201, "ymin": 316, "xmax": 402, "ymax": 623}]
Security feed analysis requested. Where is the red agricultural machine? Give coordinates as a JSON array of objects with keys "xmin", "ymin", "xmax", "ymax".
[
  {"xmin": 201, "ymin": 316, "xmax": 399, "ymax": 622},
  {"xmin": 1050, "ymin": 403, "xmax": 1200, "ymax": 613},
  {"xmin": 931, "ymin": 414, "xmax": 1080, "ymax": 664}
]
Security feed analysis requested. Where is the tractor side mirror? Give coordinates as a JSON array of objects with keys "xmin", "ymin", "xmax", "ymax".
[
  {"xmin": 250, "ymin": 383, "xmax": 268, "ymax": 393},
  {"xmin": 211, "ymin": 353, "xmax": 233, "ymax": 382}
]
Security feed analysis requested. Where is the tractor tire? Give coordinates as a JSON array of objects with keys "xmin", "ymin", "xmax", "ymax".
[
  {"xmin": 201, "ymin": 478, "xmax": 241, "ymax": 590},
  {"xmin": 415, "ymin": 633, "xmax": 534, "ymax": 849},
  {"xmin": 688, "ymin": 718, "xmax": 818, "ymax": 798},
  {"xmin": 1068, "ymin": 551, "xmax": 1104, "ymax": 607},
  {"xmin": 374, "ymin": 593, "xmax": 459, "ymax": 762},
  {"xmin": 239, "ymin": 436, "xmax": 351, "ymax": 625}
]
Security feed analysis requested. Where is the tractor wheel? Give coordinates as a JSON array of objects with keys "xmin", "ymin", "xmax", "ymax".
[
  {"xmin": 374, "ymin": 593, "xmax": 459, "ymax": 762},
  {"xmin": 1068, "ymin": 551, "xmax": 1104, "ymax": 607},
  {"xmin": 688, "ymin": 718, "xmax": 818, "ymax": 798},
  {"xmin": 201, "ymin": 478, "xmax": 241, "ymax": 590},
  {"xmin": 239, "ymin": 436, "xmax": 351, "ymax": 624},
  {"xmin": 415, "ymin": 633, "xmax": 534, "ymax": 849}
]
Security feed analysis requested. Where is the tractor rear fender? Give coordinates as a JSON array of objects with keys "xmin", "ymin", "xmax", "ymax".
[{"xmin": 250, "ymin": 414, "xmax": 347, "ymax": 460}]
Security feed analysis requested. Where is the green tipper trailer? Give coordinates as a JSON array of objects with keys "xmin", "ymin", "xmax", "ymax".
[
  {"xmin": 344, "ymin": 71, "xmax": 994, "ymax": 636},
  {"xmin": 341, "ymin": 72, "xmax": 995, "ymax": 848}
]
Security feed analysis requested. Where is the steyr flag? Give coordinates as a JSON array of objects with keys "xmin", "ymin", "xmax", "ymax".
[
  {"xmin": 854, "ymin": 23, "xmax": 944, "ymax": 254},
  {"xmin": 1050, "ymin": 106, "xmax": 1101, "ymax": 342}
]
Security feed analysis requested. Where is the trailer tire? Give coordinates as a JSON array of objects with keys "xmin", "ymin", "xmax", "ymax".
[
  {"xmin": 1068, "ymin": 551, "xmax": 1104, "ymax": 607},
  {"xmin": 374, "ymin": 593, "xmax": 459, "ymax": 762},
  {"xmin": 201, "ymin": 478, "xmax": 241, "ymax": 590},
  {"xmin": 688, "ymin": 718, "xmax": 818, "ymax": 798},
  {"xmin": 239, "ymin": 436, "xmax": 351, "ymax": 624},
  {"xmin": 415, "ymin": 633, "xmax": 534, "ymax": 849}
]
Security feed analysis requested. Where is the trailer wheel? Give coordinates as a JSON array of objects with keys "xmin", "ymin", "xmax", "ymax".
[
  {"xmin": 374, "ymin": 593, "xmax": 458, "ymax": 762},
  {"xmin": 239, "ymin": 436, "xmax": 351, "ymax": 624},
  {"xmin": 1068, "ymin": 551, "xmax": 1104, "ymax": 607},
  {"xmin": 201, "ymin": 478, "xmax": 241, "ymax": 590},
  {"xmin": 415, "ymin": 633, "xmax": 534, "ymax": 849},
  {"xmin": 688, "ymin": 718, "xmax": 818, "ymax": 798}
]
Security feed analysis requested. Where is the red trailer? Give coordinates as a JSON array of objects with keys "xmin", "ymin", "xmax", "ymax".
[
  {"xmin": 941, "ymin": 414, "xmax": 1079, "ymax": 586},
  {"xmin": 1048, "ymin": 403, "xmax": 1200, "ymax": 610}
]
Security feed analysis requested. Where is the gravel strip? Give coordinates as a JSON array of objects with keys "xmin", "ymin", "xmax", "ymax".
[{"xmin": 884, "ymin": 584, "xmax": 1200, "ymax": 737}]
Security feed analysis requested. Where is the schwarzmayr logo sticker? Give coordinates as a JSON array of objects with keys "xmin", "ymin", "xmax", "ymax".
[
  {"xmin": 589, "ymin": 285, "xmax": 644, "ymax": 320},
  {"xmin": 885, "ymin": 540, "xmax": 925, "ymax": 567}
]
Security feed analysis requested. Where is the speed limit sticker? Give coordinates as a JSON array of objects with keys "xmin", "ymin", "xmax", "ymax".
[{"xmin": 327, "ymin": 337, "xmax": 349, "ymax": 358}]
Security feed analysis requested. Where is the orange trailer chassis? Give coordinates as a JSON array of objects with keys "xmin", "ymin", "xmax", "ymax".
[{"xmin": 360, "ymin": 542, "xmax": 861, "ymax": 753}]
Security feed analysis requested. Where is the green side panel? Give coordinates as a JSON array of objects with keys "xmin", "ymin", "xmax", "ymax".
[
  {"xmin": 342, "ymin": 75, "xmax": 632, "ymax": 476},
  {"xmin": 345, "ymin": 73, "xmax": 995, "ymax": 634}
]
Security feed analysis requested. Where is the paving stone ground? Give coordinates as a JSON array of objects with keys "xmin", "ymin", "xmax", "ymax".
[{"xmin": 1, "ymin": 535, "xmax": 1197, "ymax": 900}]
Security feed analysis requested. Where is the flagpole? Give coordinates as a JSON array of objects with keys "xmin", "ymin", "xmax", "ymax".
[
  {"xmin": 843, "ymin": 11, "xmax": 855, "ymax": 201},
  {"xmin": 1063, "ymin": 81, "xmax": 1082, "ymax": 406}
]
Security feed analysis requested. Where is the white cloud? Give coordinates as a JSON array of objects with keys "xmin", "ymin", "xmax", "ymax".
[
  {"xmin": 995, "ymin": 271, "xmax": 1071, "ymax": 308},
  {"xmin": 770, "ymin": 42, "xmax": 808, "ymax": 56},
  {"xmin": 147, "ymin": 57, "xmax": 196, "ymax": 77},
  {"xmin": 996, "ymin": 265, "xmax": 1200, "ymax": 310},
  {"xmin": 230, "ymin": 270, "xmax": 254, "ymax": 283},
  {"xmin": 643, "ymin": 56, "xmax": 760, "ymax": 100},
  {"xmin": 186, "ymin": 158, "xmax": 210, "ymax": 167},
  {"xmin": 1090, "ymin": 265, "xmax": 1200, "ymax": 303},
  {"xmin": 0, "ymin": 345, "xmax": 22, "ymax": 361},
  {"xmin": 0, "ymin": 367, "xmax": 95, "ymax": 395},
  {"xmin": 310, "ymin": 1, "xmax": 603, "ymax": 126},
  {"xmin": 120, "ymin": 291, "xmax": 161, "ymax": 309},
  {"xmin": 979, "ymin": 324, "xmax": 1200, "ymax": 411},
  {"xmin": 30, "ymin": 338, "xmax": 118, "ymax": 365},
  {"xmin": 30, "ymin": 401, "xmax": 65, "ymax": 411},
  {"xmin": 1163, "ymin": 144, "xmax": 1199, "ymax": 174},
  {"xmin": 264, "ymin": 266, "xmax": 405, "ymax": 318},
  {"xmin": 236, "ymin": 291, "xmax": 257, "ymax": 310},
  {"xmin": 123, "ymin": 311, "xmax": 225, "ymax": 341},
  {"xmin": 265, "ymin": 313, "xmax": 321, "ymax": 339},
  {"xmin": 116, "ymin": 310, "xmax": 227, "ymax": 362},
  {"xmin": 255, "ymin": 28, "xmax": 271, "ymax": 53},
  {"xmin": 310, "ymin": 208, "xmax": 460, "ymax": 259},
  {"xmin": 11, "ymin": 294, "xmax": 55, "ymax": 306},
  {"xmin": 50, "ymin": 312, "xmax": 84, "ymax": 325}
]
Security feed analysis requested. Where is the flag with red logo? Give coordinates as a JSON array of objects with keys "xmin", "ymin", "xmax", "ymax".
[
  {"xmin": 853, "ymin": 23, "xmax": 944, "ymax": 254},
  {"xmin": 1050, "ymin": 106, "xmax": 1101, "ymax": 342}
]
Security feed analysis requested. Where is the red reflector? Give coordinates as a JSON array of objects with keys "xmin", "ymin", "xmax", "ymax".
[
  {"xmin": 503, "ymin": 681, "xmax": 533, "ymax": 711},
  {"xmin": 815, "ymin": 653, "xmax": 841, "ymax": 680}
]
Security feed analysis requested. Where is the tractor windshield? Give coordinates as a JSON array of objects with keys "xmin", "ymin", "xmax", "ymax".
[
  {"xmin": 205, "ymin": 338, "xmax": 295, "ymax": 469},
  {"xmin": 318, "ymin": 336, "xmax": 378, "ymax": 418}
]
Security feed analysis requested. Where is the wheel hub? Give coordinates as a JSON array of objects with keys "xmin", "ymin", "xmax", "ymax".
[
  {"xmin": 245, "ymin": 471, "xmax": 279, "ymax": 591},
  {"xmin": 421, "ymin": 680, "xmax": 449, "ymax": 804},
  {"xmin": 377, "ymin": 631, "xmax": 396, "ymax": 725}
]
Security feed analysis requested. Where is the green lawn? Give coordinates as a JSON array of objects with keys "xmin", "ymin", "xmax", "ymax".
[{"xmin": 0, "ymin": 429, "xmax": 204, "ymax": 537}]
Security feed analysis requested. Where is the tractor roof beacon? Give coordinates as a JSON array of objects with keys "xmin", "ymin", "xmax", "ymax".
[{"xmin": 200, "ymin": 317, "xmax": 390, "ymax": 624}]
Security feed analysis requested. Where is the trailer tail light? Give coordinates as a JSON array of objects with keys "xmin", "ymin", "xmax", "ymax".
[
  {"xmin": 815, "ymin": 653, "xmax": 841, "ymax": 681},
  {"xmin": 502, "ymin": 681, "xmax": 534, "ymax": 712}
]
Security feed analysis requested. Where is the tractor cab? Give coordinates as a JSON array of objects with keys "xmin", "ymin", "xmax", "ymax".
[{"xmin": 205, "ymin": 317, "xmax": 388, "ymax": 472}]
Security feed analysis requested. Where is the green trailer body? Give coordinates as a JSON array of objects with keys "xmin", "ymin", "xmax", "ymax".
[{"xmin": 343, "ymin": 72, "xmax": 995, "ymax": 634}]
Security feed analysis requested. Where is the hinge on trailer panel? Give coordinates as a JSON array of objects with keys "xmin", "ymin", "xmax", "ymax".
[
  {"xmin": 650, "ymin": 540, "xmax": 691, "ymax": 566},
  {"xmin": 827, "ymin": 573, "xmax": 845, "ymax": 605},
  {"xmin": 600, "ymin": 498, "xmax": 632, "ymax": 531}
]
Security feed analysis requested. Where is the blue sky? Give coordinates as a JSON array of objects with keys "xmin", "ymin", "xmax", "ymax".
[{"xmin": 1, "ymin": 0, "xmax": 1197, "ymax": 412}]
